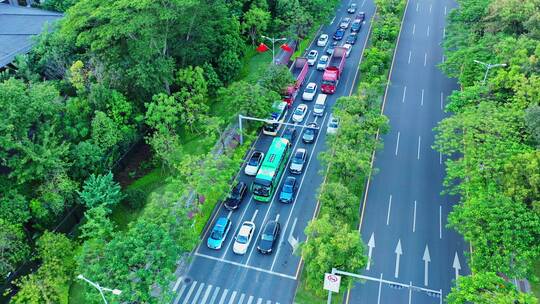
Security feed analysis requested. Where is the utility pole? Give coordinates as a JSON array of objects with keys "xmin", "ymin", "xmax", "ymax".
[
  {"xmin": 261, "ymin": 35, "xmax": 287, "ymax": 64},
  {"xmin": 473, "ymin": 60, "xmax": 507, "ymax": 84},
  {"xmin": 77, "ymin": 274, "xmax": 122, "ymax": 304}
]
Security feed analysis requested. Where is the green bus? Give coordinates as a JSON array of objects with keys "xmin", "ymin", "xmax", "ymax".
[{"xmin": 251, "ymin": 137, "xmax": 292, "ymax": 202}]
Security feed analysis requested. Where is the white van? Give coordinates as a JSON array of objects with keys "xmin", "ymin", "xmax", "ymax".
[{"xmin": 313, "ymin": 94, "xmax": 327, "ymax": 116}]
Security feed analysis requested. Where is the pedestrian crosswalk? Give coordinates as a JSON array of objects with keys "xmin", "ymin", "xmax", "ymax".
[{"xmin": 173, "ymin": 280, "xmax": 280, "ymax": 304}]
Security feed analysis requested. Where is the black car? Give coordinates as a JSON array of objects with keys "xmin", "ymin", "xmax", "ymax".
[
  {"xmin": 351, "ymin": 21, "xmax": 362, "ymax": 32},
  {"xmin": 346, "ymin": 33, "xmax": 358, "ymax": 45},
  {"xmin": 347, "ymin": 3, "xmax": 357, "ymax": 13},
  {"xmin": 282, "ymin": 126, "xmax": 297, "ymax": 142},
  {"xmin": 356, "ymin": 12, "xmax": 366, "ymax": 23},
  {"xmin": 224, "ymin": 181, "xmax": 247, "ymax": 210},
  {"xmin": 333, "ymin": 28, "xmax": 345, "ymax": 40},
  {"xmin": 257, "ymin": 220, "xmax": 281, "ymax": 254},
  {"xmin": 326, "ymin": 41, "xmax": 339, "ymax": 55},
  {"xmin": 302, "ymin": 122, "xmax": 319, "ymax": 144}
]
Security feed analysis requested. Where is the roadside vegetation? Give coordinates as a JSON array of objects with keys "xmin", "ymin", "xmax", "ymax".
[
  {"xmin": 1, "ymin": 0, "xmax": 343, "ymax": 303},
  {"xmin": 434, "ymin": 0, "xmax": 540, "ymax": 302},
  {"xmin": 296, "ymin": 0, "xmax": 404, "ymax": 301}
]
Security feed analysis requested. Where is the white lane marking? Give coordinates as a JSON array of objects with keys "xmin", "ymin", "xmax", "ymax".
[
  {"xmin": 440, "ymin": 92, "xmax": 444, "ymax": 110},
  {"xmin": 443, "ymin": 27, "xmax": 446, "ymax": 38},
  {"xmin": 266, "ymin": 301, "xmax": 272, "ymax": 304},
  {"xmin": 413, "ymin": 200, "xmax": 417, "ymax": 232},
  {"xmin": 377, "ymin": 273, "xmax": 383, "ymax": 304},
  {"xmin": 417, "ymin": 136, "xmax": 421, "ymax": 160},
  {"xmin": 421, "ymin": 89, "xmax": 424, "ymax": 106},
  {"xmin": 408, "ymin": 50, "xmax": 412, "ymax": 64},
  {"xmin": 394, "ymin": 239, "xmax": 403, "ymax": 278},
  {"xmin": 427, "ymin": 25, "xmax": 430, "ymax": 37},
  {"xmin": 424, "ymin": 52, "xmax": 427, "ymax": 66},
  {"xmin": 256, "ymin": 298, "xmax": 263, "ymax": 304},
  {"xmin": 270, "ymin": 112, "xmax": 330, "ymax": 271},
  {"xmin": 227, "ymin": 210, "xmax": 232, "ymax": 219},
  {"xmin": 275, "ymin": 213, "xmax": 280, "ymax": 222},
  {"xmin": 200, "ymin": 285, "xmax": 213, "ymax": 304},
  {"xmin": 386, "ymin": 195, "xmax": 393, "ymax": 225},
  {"xmin": 440, "ymin": 152, "xmax": 443, "ymax": 164},
  {"xmin": 174, "ymin": 284, "xmax": 188, "ymax": 304},
  {"xmin": 402, "ymin": 86, "xmax": 407, "ymax": 103},
  {"xmin": 209, "ymin": 287, "xmax": 220, "ymax": 304},
  {"xmin": 408, "ymin": 281, "xmax": 413, "ymax": 304},
  {"xmin": 238, "ymin": 293, "xmax": 245, "ymax": 304},
  {"xmin": 423, "ymin": 245, "xmax": 431, "ymax": 286},
  {"xmin": 429, "ymin": 3, "xmax": 432, "ymax": 13},
  {"xmin": 395, "ymin": 132, "xmax": 401, "ymax": 155},
  {"xmin": 330, "ymin": 16, "xmax": 336, "ymax": 25},
  {"xmin": 367, "ymin": 232, "xmax": 375, "ymax": 270},
  {"xmin": 412, "ymin": 24, "xmax": 416, "ymax": 35},
  {"xmin": 173, "ymin": 276, "xmax": 183, "ymax": 292},
  {"xmin": 442, "ymin": 54, "xmax": 445, "ymax": 63},
  {"xmin": 439, "ymin": 205, "xmax": 443, "ymax": 239},
  {"xmin": 194, "ymin": 252, "xmax": 297, "ymax": 280},
  {"xmin": 227, "ymin": 291, "xmax": 237, "ymax": 304},
  {"xmin": 218, "ymin": 289, "xmax": 228, "ymax": 304},
  {"xmin": 453, "ymin": 252, "xmax": 462, "ymax": 280},
  {"xmin": 416, "ymin": 2, "xmax": 419, "ymax": 12},
  {"xmin": 182, "ymin": 281, "xmax": 198, "ymax": 304},
  {"xmin": 444, "ymin": 6, "xmax": 447, "ymax": 15},
  {"xmin": 251, "ymin": 209, "xmax": 259, "ymax": 222},
  {"xmin": 191, "ymin": 283, "xmax": 205, "ymax": 304},
  {"xmin": 246, "ymin": 296, "xmax": 254, "ymax": 304},
  {"xmin": 361, "ymin": 0, "xmax": 366, "ymax": 6}
]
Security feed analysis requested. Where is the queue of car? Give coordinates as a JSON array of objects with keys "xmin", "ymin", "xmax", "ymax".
[{"xmin": 206, "ymin": 11, "xmax": 361, "ymax": 254}]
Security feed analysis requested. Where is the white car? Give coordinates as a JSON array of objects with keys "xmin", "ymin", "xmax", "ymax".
[
  {"xmin": 317, "ymin": 34, "xmax": 329, "ymax": 47},
  {"xmin": 302, "ymin": 82, "xmax": 318, "ymax": 101},
  {"xmin": 244, "ymin": 151, "xmax": 264, "ymax": 176},
  {"xmin": 233, "ymin": 221, "xmax": 255, "ymax": 255},
  {"xmin": 307, "ymin": 50, "xmax": 318, "ymax": 66},
  {"xmin": 343, "ymin": 43, "xmax": 352, "ymax": 57},
  {"xmin": 292, "ymin": 104, "xmax": 308, "ymax": 123},
  {"xmin": 317, "ymin": 55, "xmax": 329, "ymax": 70},
  {"xmin": 340, "ymin": 17, "xmax": 351, "ymax": 29},
  {"xmin": 327, "ymin": 114, "xmax": 339, "ymax": 134}
]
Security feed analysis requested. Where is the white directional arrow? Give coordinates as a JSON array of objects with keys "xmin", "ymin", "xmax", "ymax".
[
  {"xmin": 423, "ymin": 245, "xmax": 431, "ymax": 286},
  {"xmin": 394, "ymin": 239, "xmax": 402, "ymax": 278},
  {"xmin": 366, "ymin": 233, "xmax": 375, "ymax": 271},
  {"xmin": 453, "ymin": 252, "xmax": 461, "ymax": 281}
]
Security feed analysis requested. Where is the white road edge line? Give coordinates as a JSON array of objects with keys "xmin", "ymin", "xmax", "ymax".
[
  {"xmin": 402, "ymin": 86, "xmax": 407, "ymax": 103},
  {"xmin": 417, "ymin": 136, "xmax": 421, "ymax": 160},
  {"xmin": 395, "ymin": 131, "xmax": 401, "ymax": 156},
  {"xmin": 416, "ymin": 2, "xmax": 419, "ymax": 12},
  {"xmin": 429, "ymin": 3, "xmax": 432, "ymax": 14},
  {"xmin": 439, "ymin": 205, "xmax": 443, "ymax": 239},
  {"xmin": 361, "ymin": 0, "xmax": 366, "ymax": 7},
  {"xmin": 443, "ymin": 27, "xmax": 446, "ymax": 38},
  {"xmin": 421, "ymin": 89, "xmax": 424, "ymax": 106},
  {"xmin": 386, "ymin": 195, "xmax": 392, "ymax": 226},
  {"xmin": 424, "ymin": 52, "xmax": 427, "ymax": 66},
  {"xmin": 444, "ymin": 6, "xmax": 447, "ymax": 15},
  {"xmin": 408, "ymin": 281, "xmax": 413, "ymax": 304},
  {"xmin": 194, "ymin": 252, "xmax": 297, "ymax": 280},
  {"xmin": 412, "ymin": 24, "xmax": 416, "ymax": 35},
  {"xmin": 413, "ymin": 200, "xmax": 417, "ymax": 232},
  {"xmin": 427, "ymin": 25, "xmax": 430, "ymax": 37},
  {"xmin": 330, "ymin": 16, "xmax": 336, "ymax": 25},
  {"xmin": 377, "ymin": 273, "xmax": 383, "ymax": 304},
  {"xmin": 440, "ymin": 92, "xmax": 444, "ymax": 110},
  {"xmin": 440, "ymin": 152, "xmax": 443, "ymax": 165},
  {"xmin": 408, "ymin": 50, "xmax": 412, "ymax": 64}
]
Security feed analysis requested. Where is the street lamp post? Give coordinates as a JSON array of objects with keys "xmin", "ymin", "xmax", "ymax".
[
  {"xmin": 77, "ymin": 274, "xmax": 122, "ymax": 304},
  {"xmin": 261, "ymin": 35, "xmax": 287, "ymax": 64},
  {"xmin": 473, "ymin": 59, "xmax": 507, "ymax": 84}
]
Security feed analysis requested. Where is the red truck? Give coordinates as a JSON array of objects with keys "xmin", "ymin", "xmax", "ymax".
[
  {"xmin": 283, "ymin": 57, "xmax": 308, "ymax": 106},
  {"xmin": 321, "ymin": 47, "xmax": 347, "ymax": 94}
]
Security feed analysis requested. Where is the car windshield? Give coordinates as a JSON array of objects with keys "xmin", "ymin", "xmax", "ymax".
[
  {"xmin": 262, "ymin": 233, "xmax": 273, "ymax": 241},
  {"xmin": 320, "ymin": 57, "xmax": 328, "ymax": 63},
  {"xmin": 306, "ymin": 87, "xmax": 315, "ymax": 93},
  {"xmin": 319, "ymin": 37, "xmax": 326, "ymax": 41},
  {"xmin": 294, "ymin": 109, "xmax": 304, "ymax": 115},
  {"xmin": 305, "ymin": 129, "xmax": 314, "ymax": 135},
  {"xmin": 248, "ymin": 155, "xmax": 260, "ymax": 166},
  {"xmin": 237, "ymin": 235, "xmax": 248, "ymax": 244},
  {"xmin": 283, "ymin": 184, "xmax": 293, "ymax": 193},
  {"xmin": 293, "ymin": 155, "xmax": 303, "ymax": 163},
  {"xmin": 315, "ymin": 104, "xmax": 324, "ymax": 110},
  {"xmin": 211, "ymin": 230, "xmax": 222, "ymax": 240},
  {"xmin": 308, "ymin": 52, "xmax": 316, "ymax": 58}
]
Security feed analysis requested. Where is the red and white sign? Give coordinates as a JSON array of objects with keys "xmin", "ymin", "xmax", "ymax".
[{"xmin": 323, "ymin": 273, "xmax": 341, "ymax": 293}]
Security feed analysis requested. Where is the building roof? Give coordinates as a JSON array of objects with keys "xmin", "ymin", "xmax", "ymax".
[{"xmin": 0, "ymin": 3, "xmax": 62, "ymax": 67}]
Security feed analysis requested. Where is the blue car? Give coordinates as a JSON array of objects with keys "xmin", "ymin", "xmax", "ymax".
[
  {"xmin": 207, "ymin": 217, "xmax": 232, "ymax": 249},
  {"xmin": 279, "ymin": 176, "xmax": 297, "ymax": 203}
]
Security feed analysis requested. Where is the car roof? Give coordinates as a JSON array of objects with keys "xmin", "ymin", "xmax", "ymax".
[
  {"xmin": 309, "ymin": 50, "xmax": 317, "ymax": 54},
  {"xmin": 297, "ymin": 148, "xmax": 306, "ymax": 153},
  {"xmin": 285, "ymin": 176, "xmax": 296, "ymax": 184},
  {"xmin": 307, "ymin": 122, "xmax": 318, "ymax": 127},
  {"xmin": 307, "ymin": 82, "xmax": 316, "ymax": 87},
  {"xmin": 320, "ymin": 34, "xmax": 328, "ymax": 38},
  {"xmin": 252, "ymin": 151, "xmax": 262, "ymax": 157},
  {"xmin": 264, "ymin": 221, "xmax": 279, "ymax": 232},
  {"xmin": 297, "ymin": 104, "xmax": 307, "ymax": 109},
  {"xmin": 320, "ymin": 55, "xmax": 329, "ymax": 59},
  {"xmin": 233, "ymin": 181, "xmax": 245, "ymax": 190},
  {"xmin": 239, "ymin": 222, "xmax": 254, "ymax": 234},
  {"xmin": 215, "ymin": 217, "xmax": 229, "ymax": 228}
]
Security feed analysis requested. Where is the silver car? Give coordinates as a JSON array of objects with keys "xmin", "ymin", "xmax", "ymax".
[{"xmin": 289, "ymin": 148, "xmax": 307, "ymax": 174}]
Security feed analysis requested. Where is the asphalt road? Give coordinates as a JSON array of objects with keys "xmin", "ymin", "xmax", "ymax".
[
  {"xmin": 346, "ymin": 0, "xmax": 470, "ymax": 303},
  {"xmin": 170, "ymin": 1, "xmax": 376, "ymax": 303}
]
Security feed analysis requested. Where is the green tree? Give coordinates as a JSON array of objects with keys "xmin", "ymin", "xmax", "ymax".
[
  {"xmin": 259, "ymin": 64, "xmax": 295, "ymax": 95},
  {"xmin": 501, "ymin": 151, "xmax": 540, "ymax": 214},
  {"xmin": 242, "ymin": 5, "xmax": 271, "ymax": 45},
  {"xmin": 79, "ymin": 205, "xmax": 115, "ymax": 241},
  {"xmin": 447, "ymin": 272, "xmax": 538, "ymax": 304},
  {"xmin": 0, "ymin": 220, "xmax": 30, "ymax": 277},
  {"xmin": 301, "ymin": 215, "xmax": 367, "ymax": 296},
  {"xmin": 0, "ymin": 190, "xmax": 30, "ymax": 225},
  {"xmin": 318, "ymin": 182, "xmax": 359, "ymax": 223},
  {"xmin": 78, "ymin": 172, "xmax": 124, "ymax": 211},
  {"xmin": 217, "ymin": 80, "xmax": 279, "ymax": 121},
  {"xmin": 525, "ymin": 104, "xmax": 540, "ymax": 147}
]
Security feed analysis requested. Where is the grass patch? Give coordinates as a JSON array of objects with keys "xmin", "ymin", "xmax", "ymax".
[
  {"xmin": 294, "ymin": 271, "xmax": 346, "ymax": 304},
  {"xmin": 532, "ymin": 260, "xmax": 540, "ymax": 299},
  {"xmin": 237, "ymin": 48, "xmax": 273, "ymax": 83}
]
